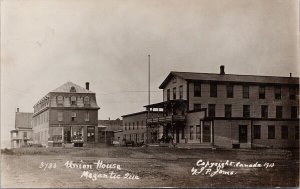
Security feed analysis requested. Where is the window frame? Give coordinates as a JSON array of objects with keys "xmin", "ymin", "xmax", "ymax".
[
  {"xmin": 210, "ymin": 83, "xmax": 217, "ymax": 98},
  {"xmin": 227, "ymin": 84, "xmax": 234, "ymax": 98},
  {"xmin": 179, "ymin": 85, "xmax": 183, "ymax": 99},
  {"xmin": 281, "ymin": 126, "xmax": 288, "ymax": 139},
  {"xmin": 225, "ymin": 104, "xmax": 232, "ymax": 118},
  {"xmin": 261, "ymin": 105, "xmax": 268, "ymax": 118},
  {"xmin": 259, "ymin": 86, "xmax": 266, "ymax": 99},
  {"xmin": 253, "ymin": 125, "xmax": 261, "ymax": 139},
  {"xmin": 268, "ymin": 125, "xmax": 275, "ymax": 139},
  {"xmin": 194, "ymin": 83, "xmax": 201, "ymax": 97},
  {"xmin": 208, "ymin": 104, "xmax": 216, "ymax": 117},
  {"xmin": 243, "ymin": 105, "xmax": 250, "ymax": 118}
]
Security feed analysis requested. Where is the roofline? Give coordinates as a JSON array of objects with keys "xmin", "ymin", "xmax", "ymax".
[
  {"xmin": 159, "ymin": 71, "xmax": 300, "ymax": 89},
  {"xmin": 121, "ymin": 110, "xmax": 163, "ymax": 118}
]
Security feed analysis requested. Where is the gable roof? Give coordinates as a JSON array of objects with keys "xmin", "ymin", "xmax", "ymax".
[
  {"xmin": 50, "ymin": 82, "xmax": 94, "ymax": 93},
  {"xmin": 15, "ymin": 112, "xmax": 33, "ymax": 129},
  {"xmin": 159, "ymin": 71, "xmax": 299, "ymax": 89}
]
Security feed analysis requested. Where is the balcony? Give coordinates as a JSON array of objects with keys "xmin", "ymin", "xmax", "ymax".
[{"xmin": 147, "ymin": 115, "xmax": 186, "ymax": 124}]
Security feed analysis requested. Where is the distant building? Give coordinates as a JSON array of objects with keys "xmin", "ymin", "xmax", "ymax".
[
  {"xmin": 122, "ymin": 111, "xmax": 163, "ymax": 144},
  {"xmin": 145, "ymin": 66, "xmax": 299, "ymax": 148},
  {"xmin": 10, "ymin": 108, "xmax": 33, "ymax": 148},
  {"xmin": 32, "ymin": 82, "xmax": 100, "ymax": 147},
  {"xmin": 98, "ymin": 119, "xmax": 123, "ymax": 144}
]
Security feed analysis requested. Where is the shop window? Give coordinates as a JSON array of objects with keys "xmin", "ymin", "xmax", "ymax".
[
  {"xmin": 72, "ymin": 127, "xmax": 83, "ymax": 141},
  {"xmin": 87, "ymin": 126, "xmax": 95, "ymax": 142}
]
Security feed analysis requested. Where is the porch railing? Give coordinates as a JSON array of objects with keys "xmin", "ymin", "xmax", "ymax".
[{"xmin": 146, "ymin": 115, "xmax": 185, "ymax": 124}]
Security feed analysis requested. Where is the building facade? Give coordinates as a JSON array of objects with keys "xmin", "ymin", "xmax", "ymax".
[
  {"xmin": 10, "ymin": 108, "xmax": 33, "ymax": 148},
  {"xmin": 32, "ymin": 82, "xmax": 100, "ymax": 147},
  {"xmin": 98, "ymin": 119, "xmax": 123, "ymax": 144},
  {"xmin": 146, "ymin": 66, "xmax": 299, "ymax": 148},
  {"xmin": 122, "ymin": 111, "xmax": 163, "ymax": 144}
]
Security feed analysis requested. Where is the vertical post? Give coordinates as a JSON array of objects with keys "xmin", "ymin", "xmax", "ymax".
[
  {"xmin": 201, "ymin": 121, "xmax": 203, "ymax": 143},
  {"xmin": 210, "ymin": 121, "xmax": 213, "ymax": 143},
  {"xmin": 146, "ymin": 55, "xmax": 151, "ymax": 144}
]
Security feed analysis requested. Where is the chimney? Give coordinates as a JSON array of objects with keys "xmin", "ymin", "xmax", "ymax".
[
  {"xmin": 290, "ymin": 73, "xmax": 292, "ymax": 78},
  {"xmin": 220, "ymin": 65, "xmax": 225, "ymax": 75},
  {"xmin": 17, "ymin": 108, "xmax": 19, "ymax": 112},
  {"xmin": 85, "ymin": 82, "xmax": 89, "ymax": 90}
]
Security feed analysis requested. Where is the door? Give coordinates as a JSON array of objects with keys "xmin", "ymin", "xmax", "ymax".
[
  {"xmin": 239, "ymin": 125, "xmax": 248, "ymax": 143},
  {"xmin": 203, "ymin": 121, "xmax": 211, "ymax": 142},
  {"xmin": 64, "ymin": 127, "xmax": 71, "ymax": 143},
  {"xmin": 176, "ymin": 127, "xmax": 180, "ymax": 143}
]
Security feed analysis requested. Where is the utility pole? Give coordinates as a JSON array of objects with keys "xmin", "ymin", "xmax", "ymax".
[{"xmin": 147, "ymin": 54, "xmax": 150, "ymax": 144}]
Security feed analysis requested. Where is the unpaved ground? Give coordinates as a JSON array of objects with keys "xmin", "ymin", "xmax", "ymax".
[{"xmin": 1, "ymin": 147, "xmax": 299, "ymax": 188}]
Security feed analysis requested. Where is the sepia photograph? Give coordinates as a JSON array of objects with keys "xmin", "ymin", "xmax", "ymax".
[{"xmin": 1, "ymin": 0, "xmax": 299, "ymax": 188}]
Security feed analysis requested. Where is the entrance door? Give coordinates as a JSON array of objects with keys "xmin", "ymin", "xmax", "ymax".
[
  {"xmin": 203, "ymin": 121, "xmax": 211, "ymax": 143},
  {"xmin": 176, "ymin": 127, "xmax": 179, "ymax": 143},
  {"xmin": 239, "ymin": 125, "xmax": 248, "ymax": 143},
  {"xmin": 64, "ymin": 127, "xmax": 71, "ymax": 143}
]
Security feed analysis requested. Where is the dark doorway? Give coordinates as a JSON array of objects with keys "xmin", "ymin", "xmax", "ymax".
[
  {"xmin": 239, "ymin": 125, "xmax": 248, "ymax": 143},
  {"xmin": 203, "ymin": 121, "xmax": 211, "ymax": 142},
  {"xmin": 176, "ymin": 127, "xmax": 179, "ymax": 143},
  {"xmin": 87, "ymin": 126, "xmax": 95, "ymax": 142},
  {"xmin": 64, "ymin": 127, "xmax": 71, "ymax": 143}
]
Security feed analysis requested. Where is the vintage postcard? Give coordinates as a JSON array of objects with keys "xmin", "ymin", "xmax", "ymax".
[{"xmin": 1, "ymin": 0, "xmax": 299, "ymax": 188}]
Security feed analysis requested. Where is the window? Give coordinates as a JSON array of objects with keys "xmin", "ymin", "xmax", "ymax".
[
  {"xmin": 167, "ymin": 89, "xmax": 170, "ymax": 101},
  {"xmin": 179, "ymin": 85, "xmax": 183, "ymax": 99},
  {"xmin": 172, "ymin": 77, "xmax": 177, "ymax": 83},
  {"xmin": 190, "ymin": 126, "xmax": 194, "ymax": 140},
  {"xmin": 276, "ymin": 106, "xmax": 283, "ymax": 118},
  {"xmin": 137, "ymin": 121, "xmax": 139, "ymax": 130},
  {"xmin": 253, "ymin": 125, "xmax": 261, "ymax": 139},
  {"xmin": 129, "ymin": 123, "xmax": 131, "ymax": 130},
  {"xmin": 261, "ymin": 105, "xmax": 268, "ymax": 118},
  {"xmin": 259, "ymin": 86, "xmax": 265, "ymax": 99},
  {"xmin": 291, "ymin": 106, "xmax": 298, "ymax": 118},
  {"xmin": 124, "ymin": 123, "xmax": 127, "ymax": 131},
  {"xmin": 173, "ymin": 87, "xmax": 176, "ymax": 100},
  {"xmin": 194, "ymin": 104, "xmax": 201, "ymax": 111},
  {"xmin": 196, "ymin": 125, "xmax": 201, "ymax": 140},
  {"xmin": 281, "ymin": 126, "xmax": 288, "ymax": 139},
  {"xmin": 295, "ymin": 126, "xmax": 299, "ymax": 140},
  {"xmin": 71, "ymin": 112, "xmax": 76, "ymax": 121},
  {"xmin": 70, "ymin": 86, "xmax": 76, "ymax": 92},
  {"xmin": 194, "ymin": 83, "xmax": 201, "ymax": 97},
  {"xmin": 274, "ymin": 86, "xmax": 281, "ymax": 100},
  {"xmin": 181, "ymin": 127, "xmax": 185, "ymax": 139},
  {"xmin": 227, "ymin": 84, "xmax": 233, "ymax": 98},
  {"xmin": 243, "ymin": 105, "xmax": 250, "ymax": 118},
  {"xmin": 85, "ymin": 112, "xmax": 89, "ymax": 121},
  {"xmin": 133, "ymin": 123, "xmax": 135, "ymax": 130},
  {"xmin": 57, "ymin": 96, "xmax": 63, "ymax": 105},
  {"xmin": 84, "ymin": 96, "xmax": 90, "ymax": 105},
  {"xmin": 71, "ymin": 96, "xmax": 77, "ymax": 105},
  {"xmin": 141, "ymin": 121, "xmax": 144, "ymax": 126},
  {"xmin": 72, "ymin": 126, "xmax": 83, "ymax": 141},
  {"xmin": 58, "ymin": 112, "xmax": 63, "ymax": 121},
  {"xmin": 289, "ymin": 87, "xmax": 296, "ymax": 100},
  {"xmin": 225, "ymin": 104, "xmax": 232, "ymax": 118},
  {"xmin": 208, "ymin": 104, "xmax": 215, "ymax": 117},
  {"xmin": 87, "ymin": 126, "xmax": 95, "ymax": 142},
  {"xmin": 268, "ymin": 125, "xmax": 275, "ymax": 139},
  {"xmin": 210, "ymin": 83, "xmax": 217, "ymax": 97},
  {"xmin": 23, "ymin": 132, "xmax": 27, "ymax": 138}
]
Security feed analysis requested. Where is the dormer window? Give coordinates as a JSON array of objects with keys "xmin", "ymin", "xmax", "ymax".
[
  {"xmin": 57, "ymin": 96, "xmax": 63, "ymax": 105},
  {"xmin": 71, "ymin": 96, "xmax": 77, "ymax": 105},
  {"xmin": 84, "ymin": 96, "xmax": 90, "ymax": 105},
  {"xmin": 70, "ymin": 86, "xmax": 76, "ymax": 93},
  {"xmin": 172, "ymin": 77, "xmax": 177, "ymax": 83}
]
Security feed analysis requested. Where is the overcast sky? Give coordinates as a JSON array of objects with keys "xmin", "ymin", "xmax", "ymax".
[{"xmin": 1, "ymin": 0, "xmax": 299, "ymax": 146}]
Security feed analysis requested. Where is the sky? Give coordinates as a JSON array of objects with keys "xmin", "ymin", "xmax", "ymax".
[{"xmin": 1, "ymin": 0, "xmax": 299, "ymax": 147}]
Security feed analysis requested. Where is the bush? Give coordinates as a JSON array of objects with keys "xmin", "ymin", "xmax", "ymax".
[{"xmin": 1, "ymin": 148, "xmax": 14, "ymax": 155}]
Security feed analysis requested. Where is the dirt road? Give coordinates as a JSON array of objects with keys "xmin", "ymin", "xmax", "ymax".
[{"xmin": 1, "ymin": 147, "xmax": 299, "ymax": 188}]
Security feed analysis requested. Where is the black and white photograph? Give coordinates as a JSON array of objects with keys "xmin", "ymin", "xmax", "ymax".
[{"xmin": 1, "ymin": 0, "xmax": 299, "ymax": 188}]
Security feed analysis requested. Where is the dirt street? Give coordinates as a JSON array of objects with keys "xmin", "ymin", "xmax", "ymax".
[{"xmin": 1, "ymin": 147, "xmax": 299, "ymax": 188}]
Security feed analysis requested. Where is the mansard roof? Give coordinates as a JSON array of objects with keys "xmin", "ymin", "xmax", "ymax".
[{"xmin": 50, "ymin": 82, "xmax": 94, "ymax": 94}]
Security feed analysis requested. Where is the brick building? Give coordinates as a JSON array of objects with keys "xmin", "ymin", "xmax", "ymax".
[
  {"xmin": 32, "ymin": 82, "xmax": 100, "ymax": 147},
  {"xmin": 146, "ymin": 66, "xmax": 299, "ymax": 148},
  {"xmin": 122, "ymin": 111, "xmax": 163, "ymax": 144},
  {"xmin": 10, "ymin": 108, "xmax": 33, "ymax": 148}
]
